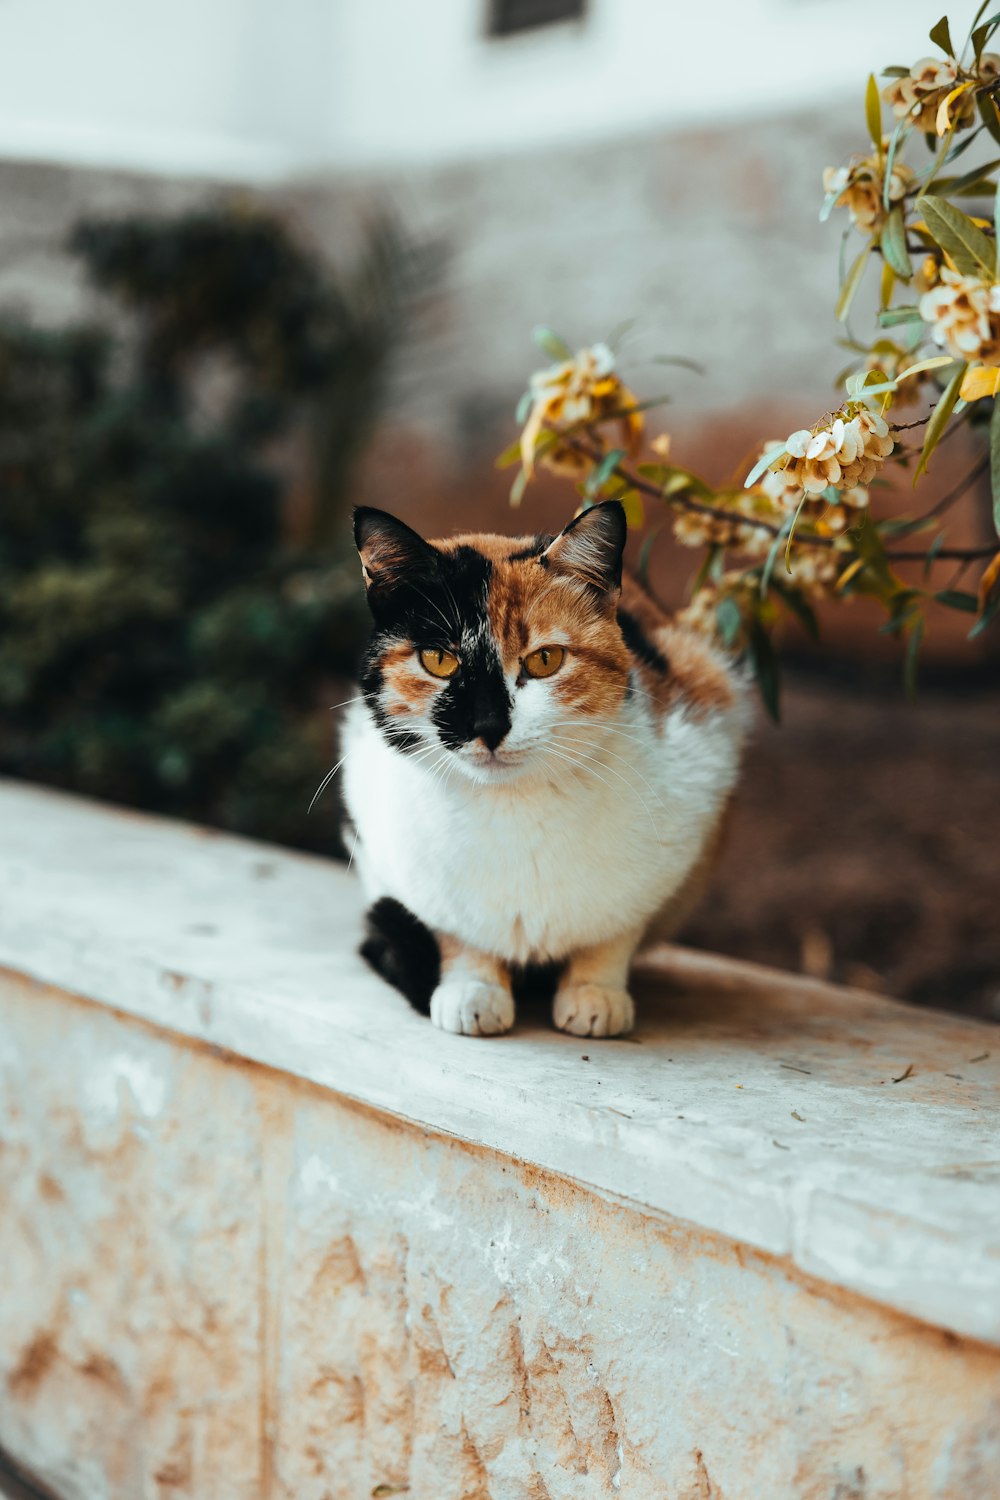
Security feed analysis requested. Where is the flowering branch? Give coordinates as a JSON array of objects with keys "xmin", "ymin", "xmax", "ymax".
[{"xmin": 495, "ymin": 10, "xmax": 1000, "ymax": 716}]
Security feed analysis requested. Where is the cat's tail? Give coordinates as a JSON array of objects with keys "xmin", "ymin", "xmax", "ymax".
[{"xmin": 359, "ymin": 896, "xmax": 440, "ymax": 1015}]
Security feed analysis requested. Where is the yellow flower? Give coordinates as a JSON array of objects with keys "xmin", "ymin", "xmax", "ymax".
[
  {"xmin": 822, "ymin": 146, "xmax": 915, "ymax": 235},
  {"xmin": 864, "ymin": 342, "xmax": 926, "ymax": 409},
  {"xmin": 520, "ymin": 342, "xmax": 642, "ymax": 478},
  {"xmin": 786, "ymin": 551, "xmax": 843, "ymax": 597},
  {"xmin": 920, "ymin": 266, "xmax": 1000, "ymax": 365},
  {"xmin": 672, "ymin": 491, "xmax": 777, "ymax": 554},
  {"xmin": 769, "ymin": 404, "xmax": 893, "ymax": 497},
  {"xmin": 883, "ymin": 54, "xmax": 1000, "ymax": 135},
  {"xmin": 676, "ymin": 583, "xmax": 733, "ymax": 642}
]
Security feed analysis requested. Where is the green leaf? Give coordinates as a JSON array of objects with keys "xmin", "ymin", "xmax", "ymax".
[
  {"xmin": 933, "ymin": 158, "xmax": 1000, "ymax": 195},
  {"xmin": 636, "ymin": 529, "xmax": 658, "ymax": 585},
  {"xmin": 969, "ymin": 593, "xmax": 1000, "ymax": 637},
  {"xmin": 972, "ymin": 15, "xmax": 1000, "ymax": 61},
  {"xmin": 783, "ymin": 494, "xmax": 810, "ymax": 575},
  {"xmin": 606, "ymin": 317, "xmax": 635, "ymax": 351},
  {"xmin": 940, "ymin": 124, "xmax": 986, "ymax": 170},
  {"xmin": 836, "ymin": 243, "xmax": 872, "ymax": 324},
  {"xmin": 923, "ymin": 531, "xmax": 947, "ymax": 580},
  {"xmin": 748, "ymin": 618, "xmax": 781, "ymax": 722},
  {"xmin": 531, "ymin": 325, "xmax": 571, "ymax": 361},
  {"xmin": 865, "ymin": 73, "xmax": 883, "ymax": 148},
  {"xmin": 979, "ymin": 92, "xmax": 1000, "ymax": 148},
  {"xmin": 995, "ymin": 175, "xmax": 1000, "ymax": 277},
  {"xmin": 716, "ymin": 596, "xmax": 743, "ymax": 649},
  {"xmin": 934, "ymin": 588, "xmax": 979, "ymax": 611},
  {"xmin": 606, "ymin": 394, "xmax": 672, "ymax": 419},
  {"xmin": 495, "ymin": 438, "xmax": 523, "ymax": 469},
  {"xmin": 883, "ymin": 116, "xmax": 913, "ymax": 211},
  {"xmin": 515, "ymin": 389, "xmax": 532, "ymax": 424},
  {"xmin": 991, "ymin": 395, "xmax": 1000, "ymax": 538},
  {"xmin": 903, "ymin": 614, "xmax": 925, "ymax": 701},
  {"xmin": 929, "ymin": 15, "xmax": 955, "ymax": 55},
  {"xmin": 881, "ymin": 205, "xmax": 913, "ymax": 280},
  {"xmin": 919, "ymin": 196, "xmax": 995, "ymax": 276},
  {"xmin": 510, "ymin": 467, "xmax": 529, "ymax": 506},
  {"xmin": 915, "ymin": 362, "xmax": 967, "ymax": 483},
  {"xmin": 649, "ymin": 354, "xmax": 705, "ymax": 374},
  {"xmin": 689, "ymin": 545, "xmax": 721, "ymax": 597},
  {"xmin": 881, "ymin": 66, "xmax": 911, "ymax": 79},
  {"xmin": 584, "ymin": 446, "xmax": 626, "ymax": 497},
  {"xmin": 879, "ymin": 514, "xmax": 936, "ymax": 538},
  {"xmin": 758, "ymin": 518, "xmax": 793, "ymax": 600},
  {"xmin": 617, "ymin": 488, "xmax": 645, "ymax": 527},
  {"xmin": 878, "ymin": 305, "xmax": 922, "ymax": 327},
  {"xmin": 880, "ymin": 594, "xmax": 920, "ymax": 634},
  {"xmin": 819, "ymin": 190, "xmax": 841, "ymax": 224},
  {"xmin": 970, "ymin": 0, "xmax": 994, "ymax": 36},
  {"xmin": 771, "ymin": 580, "xmax": 820, "ymax": 640},
  {"xmin": 744, "ymin": 443, "xmax": 788, "ymax": 489},
  {"xmin": 638, "ymin": 462, "xmax": 716, "ymax": 501}
]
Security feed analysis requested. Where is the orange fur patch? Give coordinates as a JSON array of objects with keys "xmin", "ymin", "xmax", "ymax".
[
  {"xmin": 379, "ymin": 640, "xmax": 440, "ymax": 714},
  {"xmin": 383, "ymin": 532, "xmax": 733, "ymax": 723}
]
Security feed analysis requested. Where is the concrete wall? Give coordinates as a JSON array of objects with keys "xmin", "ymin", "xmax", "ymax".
[
  {"xmin": 1, "ymin": 781, "xmax": 999, "ymax": 1498},
  {"xmin": 4, "ymin": 975, "xmax": 1000, "ymax": 1500},
  {"xmin": 0, "ymin": 0, "xmax": 965, "ymax": 177}
]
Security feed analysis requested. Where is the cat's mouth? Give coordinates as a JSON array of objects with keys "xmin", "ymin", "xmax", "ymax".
[{"xmin": 458, "ymin": 744, "xmax": 527, "ymax": 781}]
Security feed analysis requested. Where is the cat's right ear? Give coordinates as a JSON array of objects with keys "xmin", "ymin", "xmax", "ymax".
[{"xmin": 353, "ymin": 508, "xmax": 438, "ymax": 609}]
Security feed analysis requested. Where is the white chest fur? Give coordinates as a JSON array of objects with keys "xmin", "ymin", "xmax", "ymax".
[{"xmin": 341, "ymin": 687, "xmax": 745, "ymax": 964}]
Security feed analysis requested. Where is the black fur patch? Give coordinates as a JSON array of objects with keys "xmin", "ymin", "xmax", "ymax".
[
  {"xmin": 360, "ymin": 539, "xmax": 514, "ymax": 753},
  {"xmin": 358, "ymin": 649, "xmax": 423, "ymax": 753},
  {"xmin": 617, "ymin": 607, "xmax": 669, "ymax": 675},
  {"xmin": 511, "ymin": 959, "xmax": 565, "ymax": 1008},
  {"xmin": 360, "ymin": 897, "xmax": 440, "ymax": 1014}
]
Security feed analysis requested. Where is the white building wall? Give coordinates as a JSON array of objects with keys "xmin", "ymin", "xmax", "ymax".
[{"xmin": 0, "ymin": 0, "xmax": 972, "ymax": 180}]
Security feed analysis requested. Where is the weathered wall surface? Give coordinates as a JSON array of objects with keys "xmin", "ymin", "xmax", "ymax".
[
  {"xmin": 1, "ymin": 124, "xmax": 989, "ymax": 657},
  {"xmin": 3, "ymin": 973, "xmax": 999, "ymax": 1500}
]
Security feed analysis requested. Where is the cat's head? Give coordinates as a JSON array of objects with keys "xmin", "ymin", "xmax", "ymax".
[{"xmin": 354, "ymin": 500, "xmax": 630, "ymax": 784}]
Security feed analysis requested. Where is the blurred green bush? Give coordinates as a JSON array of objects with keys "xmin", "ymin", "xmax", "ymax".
[{"xmin": 0, "ymin": 205, "xmax": 420, "ymax": 852}]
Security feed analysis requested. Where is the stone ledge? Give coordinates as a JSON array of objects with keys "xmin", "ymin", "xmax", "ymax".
[{"xmin": 0, "ymin": 777, "xmax": 997, "ymax": 1347}]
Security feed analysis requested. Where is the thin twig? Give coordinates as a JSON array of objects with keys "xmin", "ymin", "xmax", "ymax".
[
  {"xmin": 922, "ymin": 453, "xmax": 989, "ymax": 520},
  {"xmin": 558, "ymin": 431, "xmax": 996, "ymax": 565},
  {"xmin": 887, "ymin": 543, "xmax": 997, "ymax": 561}
]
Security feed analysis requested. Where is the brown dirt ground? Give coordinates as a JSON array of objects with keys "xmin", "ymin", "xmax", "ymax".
[{"xmin": 681, "ymin": 672, "xmax": 1000, "ymax": 1023}]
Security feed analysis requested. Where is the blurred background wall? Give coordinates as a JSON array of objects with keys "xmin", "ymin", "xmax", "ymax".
[
  {"xmin": 0, "ymin": 0, "xmax": 974, "ymax": 462},
  {"xmin": 0, "ymin": 0, "xmax": 996, "ymax": 1015}
]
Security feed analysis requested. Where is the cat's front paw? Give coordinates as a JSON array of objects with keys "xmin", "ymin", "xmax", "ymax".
[
  {"xmin": 430, "ymin": 981, "xmax": 515, "ymax": 1037},
  {"xmin": 553, "ymin": 983, "xmax": 634, "ymax": 1038}
]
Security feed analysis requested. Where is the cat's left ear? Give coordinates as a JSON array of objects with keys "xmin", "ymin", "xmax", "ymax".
[
  {"xmin": 540, "ymin": 500, "xmax": 626, "ymax": 594},
  {"xmin": 354, "ymin": 507, "xmax": 438, "ymax": 606}
]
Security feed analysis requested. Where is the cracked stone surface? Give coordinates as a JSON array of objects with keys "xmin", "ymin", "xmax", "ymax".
[
  {"xmin": 1, "ymin": 976, "xmax": 999, "ymax": 1499},
  {"xmin": 0, "ymin": 781, "xmax": 997, "ymax": 1344},
  {"xmin": 1, "ymin": 782, "xmax": 999, "ymax": 1498}
]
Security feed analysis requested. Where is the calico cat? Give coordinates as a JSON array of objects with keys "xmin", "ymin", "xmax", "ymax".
[{"xmin": 340, "ymin": 499, "xmax": 748, "ymax": 1038}]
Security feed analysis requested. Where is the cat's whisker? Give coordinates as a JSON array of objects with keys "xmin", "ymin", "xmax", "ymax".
[
  {"xmin": 549, "ymin": 734, "xmax": 664, "ymax": 808},
  {"xmin": 328, "ymin": 694, "xmax": 365, "ymax": 713},
  {"xmin": 546, "ymin": 739, "xmax": 661, "ymax": 832},
  {"xmin": 548, "ymin": 726, "xmax": 655, "ymax": 773},
  {"xmin": 538, "ymin": 741, "xmax": 660, "ymax": 841},
  {"xmin": 307, "ymin": 755, "xmax": 347, "ymax": 814},
  {"xmin": 410, "ymin": 583, "xmax": 458, "ymax": 639},
  {"xmin": 549, "ymin": 716, "xmax": 654, "ymax": 749}
]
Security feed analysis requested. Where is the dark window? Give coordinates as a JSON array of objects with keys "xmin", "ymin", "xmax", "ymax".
[{"xmin": 487, "ymin": 0, "xmax": 586, "ymax": 38}]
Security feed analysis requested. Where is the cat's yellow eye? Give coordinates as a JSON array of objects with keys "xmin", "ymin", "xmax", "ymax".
[
  {"xmin": 419, "ymin": 647, "xmax": 460, "ymax": 679},
  {"xmin": 522, "ymin": 645, "xmax": 565, "ymax": 679}
]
